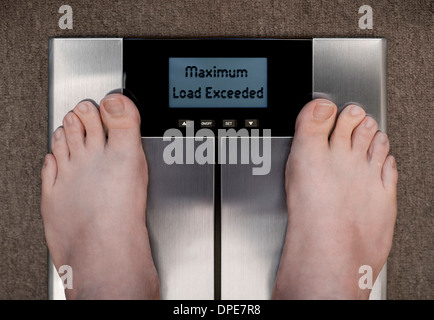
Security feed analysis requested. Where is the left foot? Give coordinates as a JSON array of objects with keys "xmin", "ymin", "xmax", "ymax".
[{"xmin": 41, "ymin": 94, "xmax": 160, "ymax": 299}]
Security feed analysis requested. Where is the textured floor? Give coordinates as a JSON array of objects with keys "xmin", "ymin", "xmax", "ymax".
[{"xmin": 0, "ymin": 0, "xmax": 432, "ymax": 299}]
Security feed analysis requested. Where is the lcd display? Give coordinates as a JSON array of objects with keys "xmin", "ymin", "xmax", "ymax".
[{"xmin": 169, "ymin": 58, "xmax": 267, "ymax": 108}]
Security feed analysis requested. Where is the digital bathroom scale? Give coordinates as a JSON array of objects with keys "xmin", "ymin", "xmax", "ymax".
[{"xmin": 48, "ymin": 38, "xmax": 387, "ymax": 300}]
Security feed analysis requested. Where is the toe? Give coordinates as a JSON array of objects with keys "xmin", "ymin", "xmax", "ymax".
[
  {"xmin": 330, "ymin": 104, "xmax": 366, "ymax": 152},
  {"xmin": 99, "ymin": 93, "xmax": 142, "ymax": 151},
  {"xmin": 41, "ymin": 153, "xmax": 57, "ymax": 192},
  {"xmin": 292, "ymin": 99, "xmax": 337, "ymax": 151},
  {"xmin": 368, "ymin": 131, "xmax": 390, "ymax": 169},
  {"xmin": 73, "ymin": 101, "xmax": 105, "ymax": 150},
  {"xmin": 351, "ymin": 116, "xmax": 378, "ymax": 156},
  {"xmin": 51, "ymin": 126, "xmax": 69, "ymax": 165},
  {"xmin": 382, "ymin": 155, "xmax": 398, "ymax": 191},
  {"xmin": 63, "ymin": 111, "xmax": 85, "ymax": 157}
]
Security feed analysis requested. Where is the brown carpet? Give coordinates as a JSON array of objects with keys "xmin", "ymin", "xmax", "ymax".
[{"xmin": 0, "ymin": 0, "xmax": 432, "ymax": 299}]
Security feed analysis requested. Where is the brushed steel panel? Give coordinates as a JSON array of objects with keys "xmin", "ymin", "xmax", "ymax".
[
  {"xmin": 221, "ymin": 137, "xmax": 291, "ymax": 299},
  {"xmin": 48, "ymin": 38, "xmax": 123, "ymax": 137},
  {"xmin": 313, "ymin": 38, "xmax": 387, "ymax": 299},
  {"xmin": 48, "ymin": 38, "xmax": 123, "ymax": 300},
  {"xmin": 313, "ymin": 38, "xmax": 387, "ymax": 131},
  {"xmin": 142, "ymin": 138, "xmax": 214, "ymax": 300}
]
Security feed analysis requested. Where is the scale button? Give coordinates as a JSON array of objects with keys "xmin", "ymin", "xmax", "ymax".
[
  {"xmin": 200, "ymin": 120, "xmax": 215, "ymax": 128},
  {"xmin": 245, "ymin": 119, "xmax": 259, "ymax": 127},
  {"xmin": 222, "ymin": 120, "xmax": 237, "ymax": 127},
  {"xmin": 178, "ymin": 120, "xmax": 194, "ymax": 127}
]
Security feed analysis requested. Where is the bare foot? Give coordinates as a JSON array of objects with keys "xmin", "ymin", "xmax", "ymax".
[
  {"xmin": 41, "ymin": 94, "xmax": 159, "ymax": 299},
  {"xmin": 272, "ymin": 99, "xmax": 398, "ymax": 299}
]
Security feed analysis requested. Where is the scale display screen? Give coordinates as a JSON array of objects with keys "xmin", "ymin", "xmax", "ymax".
[
  {"xmin": 169, "ymin": 57, "xmax": 267, "ymax": 108},
  {"xmin": 123, "ymin": 39, "xmax": 312, "ymax": 136}
]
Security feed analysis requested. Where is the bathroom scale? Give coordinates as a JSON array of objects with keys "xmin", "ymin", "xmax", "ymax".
[{"xmin": 48, "ymin": 38, "xmax": 387, "ymax": 300}]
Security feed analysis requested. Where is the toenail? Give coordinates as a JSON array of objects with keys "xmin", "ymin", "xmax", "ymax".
[
  {"xmin": 77, "ymin": 102, "xmax": 89, "ymax": 113},
  {"xmin": 103, "ymin": 97, "xmax": 124, "ymax": 115},
  {"xmin": 349, "ymin": 105, "xmax": 364, "ymax": 116},
  {"xmin": 66, "ymin": 112, "xmax": 74, "ymax": 125},
  {"xmin": 54, "ymin": 128, "xmax": 63, "ymax": 139},
  {"xmin": 364, "ymin": 117, "xmax": 376, "ymax": 129},
  {"xmin": 379, "ymin": 132, "xmax": 388, "ymax": 143},
  {"xmin": 313, "ymin": 101, "xmax": 335, "ymax": 120}
]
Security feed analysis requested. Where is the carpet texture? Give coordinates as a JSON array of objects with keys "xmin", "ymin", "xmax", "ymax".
[{"xmin": 0, "ymin": 0, "xmax": 432, "ymax": 299}]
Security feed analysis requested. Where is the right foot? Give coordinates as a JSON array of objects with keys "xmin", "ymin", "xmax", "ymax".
[
  {"xmin": 41, "ymin": 94, "xmax": 160, "ymax": 299},
  {"xmin": 273, "ymin": 99, "xmax": 398, "ymax": 299}
]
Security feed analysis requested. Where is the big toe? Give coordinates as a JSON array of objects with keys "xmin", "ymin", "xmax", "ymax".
[
  {"xmin": 100, "ymin": 93, "xmax": 142, "ymax": 150},
  {"xmin": 292, "ymin": 99, "xmax": 337, "ymax": 152}
]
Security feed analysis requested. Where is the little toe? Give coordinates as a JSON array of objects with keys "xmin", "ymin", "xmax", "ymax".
[
  {"xmin": 330, "ymin": 104, "xmax": 366, "ymax": 152},
  {"xmin": 351, "ymin": 116, "xmax": 378, "ymax": 156},
  {"xmin": 62, "ymin": 111, "xmax": 85, "ymax": 157},
  {"xmin": 51, "ymin": 126, "xmax": 69, "ymax": 165},
  {"xmin": 368, "ymin": 131, "xmax": 390, "ymax": 169},
  {"xmin": 41, "ymin": 153, "xmax": 57, "ymax": 192},
  {"xmin": 99, "ymin": 93, "xmax": 142, "ymax": 151},
  {"xmin": 292, "ymin": 99, "xmax": 337, "ymax": 151},
  {"xmin": 382, "ymin": 155, "xmax": 398, "ymax": 191},
  {"xmin": 72, "ymin": 101, "xmax": 105, "ymax": 150}
]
